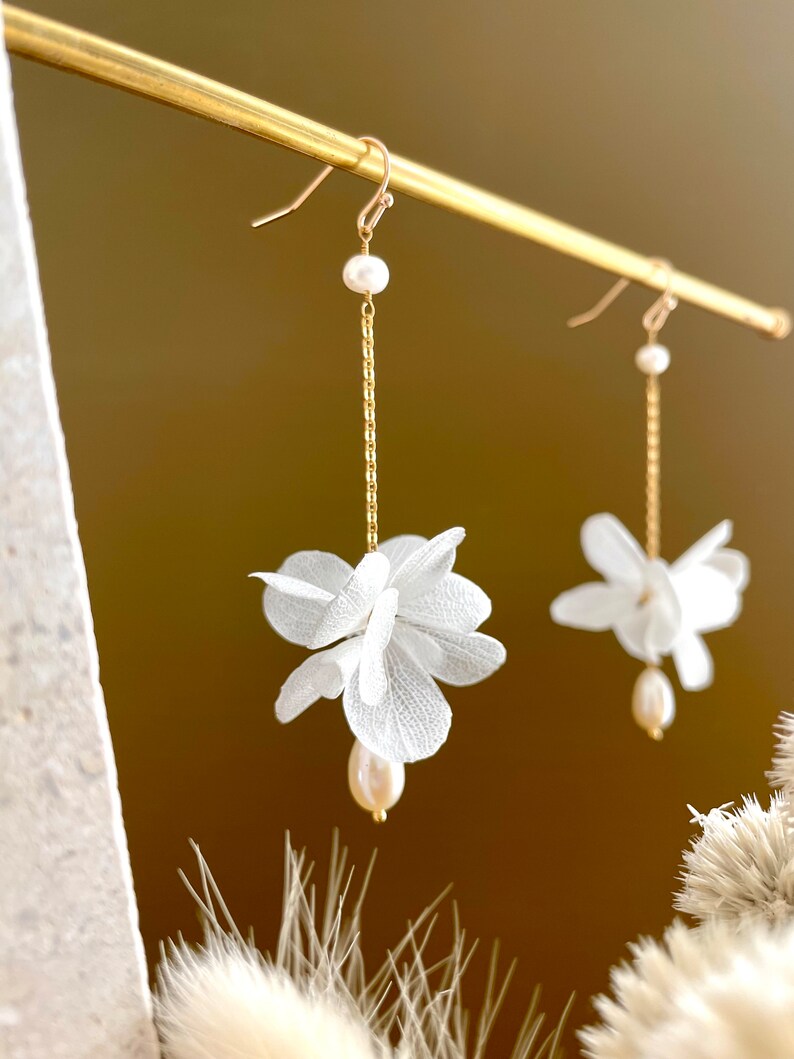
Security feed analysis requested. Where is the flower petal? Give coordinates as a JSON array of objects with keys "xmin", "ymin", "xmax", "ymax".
[
  {"xmin": 253, "ymin": 572, "xmax": 332, "ymax": 601},
  {"xmin": 612, "ymin": 567, "xmax": 680, "ymax": 662},
  {"xmin": 708, "ymin": 548, "xmax": 750, "ymax": 592},
  {"xmin": 313, "ymin": 639, "xmax": 363, "ymax": 698},
  {"xmin": 253, "ymin": 577, "xmax": 332, "ymax": 647},
  {"xmin": 581, "ymin": 514, "xmax": 647, "ymax": 585},
  {"xmin": 308, "ymin": 552, "xmax": 391, "ymax": 649},
  {"xmin": 275, "ymin": 655, "xmax": 323, "ymax": 722},
  {"xmin": 397, "ymin": 625, "xmax": 506, "ymax": 686},
  {"xmin": 614, "ymin": 607, "xmax": 656, "ymax": 663},
  {"xmin": 672, "ymin": 632, "xmax": 714, "ymax": 691},
  {"xmin": 399, "ymin": 572, "xmax": 491, "ymax": 633},
  {"xmin": 644, "ymin": 561, "xmax": 682, "ymax": 654},
  {"xmin": 275, "ymin": 639, "xmax": 363, "ymax": 722},
  {"xmin": 388, "ymin": 527, "xmax": 466, "ymax": 603},
  {"xmin": 672, "ymin": 564, "xmax": 743, "ymax": 633},
  {"xmin": 359, "ymin": 588, "xmax": 399, "ymax": 706},
  {"xmin": 645, "ymin": 605, "xmax": 680, "ymax": 656},
  {"xmin": 252, "ymin": 550, "xmax": 353, "ymax": 647},
  {"xmin": 672, "ymin": 520, "xmax": 733, "ymax": 572},
  {"xmin": 343, "ymin": 645, "xmax": 452, "ymax": 763},
  {"xmin": 551, "ymin": 583, "xmax": 637, "ymax": 630},
  {"xmin": 378, "ymin": 534, "xmax": 427, "ymax": 576},
  {"xmin": 275, "ymin": 550, "xmax": 354, "ymax": 594}
]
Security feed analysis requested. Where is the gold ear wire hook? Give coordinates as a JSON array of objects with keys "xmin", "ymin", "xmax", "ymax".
[
  {"xmin": 641, "ymin": 260, "xmax": 678, "ymax": 340},
  {"xmin": 355, "ymin": 137, "xmax": 393, "ymax": 239},
  {"xmin": 567, "ymin": 258, "xmax": 679, "ymax": 338},
  {"xmin": 250, "ymin": 136, "xmax": 394, "ymax": 237},
  {"xmin": 250, "ymin": 163, "xmax": 335, "ymax": 229},
  {"xmin": 566, "ymin": 276, "xmax": 632, "ymax": 329}
]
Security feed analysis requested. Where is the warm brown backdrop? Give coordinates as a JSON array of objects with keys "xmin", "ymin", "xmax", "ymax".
[{"xmin": 9, "ymin": 1, "xmax": 794, "ymax": 1048}]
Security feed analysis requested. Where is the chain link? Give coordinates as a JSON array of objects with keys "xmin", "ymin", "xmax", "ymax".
[
  {"xmin": 361, "ymin": 294, "xmax": 378, "ymax": 552},
  {"xmin": 646, "ymin": 373, "xmax": 661, "ymax": 560}
]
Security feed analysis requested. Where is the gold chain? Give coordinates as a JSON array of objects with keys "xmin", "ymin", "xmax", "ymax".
[
  {"xmin": 645, "ymin": 372, "xmax": 661, "ymax": 560},
  {"xmin": 361, "ymin": 283, "xmax": 378, "ymax": 553}
]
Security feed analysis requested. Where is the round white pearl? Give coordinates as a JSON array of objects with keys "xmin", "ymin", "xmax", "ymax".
[
  {"xmin": 635, "ymin": 343, "xmax": 671, "ymax": 375},
  {"xmin": 348, "ymin": 739, "xmax": 405, "ymax": 819},
  {"xmin": 342, "ymin": 254, "xmax": 390, "ymax": 295},
  {"xmin": 632, "ymin": 666, "xmax": 676, "ymax": 735}
]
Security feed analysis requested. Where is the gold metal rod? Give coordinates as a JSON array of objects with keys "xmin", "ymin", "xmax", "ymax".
[{"xmin": 3, "ymin": 3, "xmax": 789, "ymax": 339}]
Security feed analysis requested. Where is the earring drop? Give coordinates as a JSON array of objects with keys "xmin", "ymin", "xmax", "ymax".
[
  {"xmin": 249, "ymin": 139, "xmax": 506, "ymax": 819},
  {"xmin": 551, "ymin": 260, "xmax": 749, "ymax": 739}
]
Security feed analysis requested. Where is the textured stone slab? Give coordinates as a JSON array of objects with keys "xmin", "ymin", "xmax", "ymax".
[{"xmin": 0, "ymin": 15, "xmax": 160, "ymax": 1059}]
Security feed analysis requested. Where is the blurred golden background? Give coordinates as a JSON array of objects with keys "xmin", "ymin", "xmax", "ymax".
[{"xmin": 9, "ymin": 0, "xmax": 794, "ymax": 1045}]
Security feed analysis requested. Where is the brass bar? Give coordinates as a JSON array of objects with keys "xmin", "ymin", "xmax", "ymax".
[{"xmin": 3, "ymin": 3, "xmax": 789, "ymax": 339}]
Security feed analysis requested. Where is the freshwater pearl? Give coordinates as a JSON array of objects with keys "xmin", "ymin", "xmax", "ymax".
[
  {"xmin": 635, "ymin": 343, "xmax": 671, "ymax": 375},
  {"xmin": 342, "ymin": 254, "xmax": 390, "ymax": 295},
  {"xmin": 632, "ymin": 666, "xmax": 676, "ymax": 738},
  {"xmin": 348, "ymin": 739, "xmax": 405, "ymax": 821}
]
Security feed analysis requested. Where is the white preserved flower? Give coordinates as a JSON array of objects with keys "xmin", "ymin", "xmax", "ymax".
[
  {"xmin": 252, "ymin": 527, "xmax": 506, "ymax": 763},
  {"xmin": 580, "ymin": 919, "xmax": 794, "ymax": 1059},
  {"xmin": 675, "ymin": 794, "xmax": 794, "ymax": 926},
  {"xmin": 551, "ymin": 514, "xmax": 749, "ymax": 690}
]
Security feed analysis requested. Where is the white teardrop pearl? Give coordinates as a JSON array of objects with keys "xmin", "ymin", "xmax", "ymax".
[
  {"xmin": 635, "ymin": 343, "xmax": 671, "ymax": 375},
  {"xmin": 342, "ymin": 254, "xmax": 390, "ymax": 295},
  {"xmin": 348, "ymin": 739, "xmax": 405, "ymax": 822},
  {"xmin": 632, "ymin": 666, "xmax": 676, "ymax": 740}
]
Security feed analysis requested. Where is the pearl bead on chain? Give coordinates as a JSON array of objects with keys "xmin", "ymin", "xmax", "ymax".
[
  {"xmin": 343, "ymin": 254, "xmax": 390, "ymax": 295},
  {"xmin": 635, "ymin": 342, "xmax": 670, "ymax": 375}
]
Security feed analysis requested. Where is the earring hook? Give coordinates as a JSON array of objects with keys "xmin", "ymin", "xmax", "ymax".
[
  {"xmin": 250, "ymin": 136, "xmax": 394, "ymax": 240},
  {"xmin": 356, "ymin": 137, "xmax": 393, "ymax": 239},
  {"xmin": 567, "ymin": 258, "xmax": 679, "ymax": 339}
]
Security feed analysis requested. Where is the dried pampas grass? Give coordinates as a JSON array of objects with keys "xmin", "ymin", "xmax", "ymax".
[{"xmin": 156, "ymin": 835, "xmax": 569, "ymax": 1059}]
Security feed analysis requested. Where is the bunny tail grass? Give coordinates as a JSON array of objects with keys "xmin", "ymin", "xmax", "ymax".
[{"xmin": 156, "ymin": 833, "xmax": 569, "ymax": 1058}]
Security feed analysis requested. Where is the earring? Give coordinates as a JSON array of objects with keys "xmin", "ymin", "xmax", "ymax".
[
  {"xmin": 249, "ymin": 139, "xmax": 506, "ymax": 820},
  {"xmin": 550, "ymin": 260, "xmax": 750, "ymax": 739}
]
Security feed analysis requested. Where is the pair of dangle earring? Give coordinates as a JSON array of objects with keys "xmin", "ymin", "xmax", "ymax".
[
  {"xmin": 551, "ymin": 261, "xmax": 750, "ymax": 738},
  {"xmin": 249, "ymin": 139, "xmax": 506, "ymax": 820}
]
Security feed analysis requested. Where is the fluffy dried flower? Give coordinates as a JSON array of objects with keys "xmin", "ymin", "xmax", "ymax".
[
  {"xmin": 675, "ymin": 794, "xmax": 794, "ymax": 926},
  {"xmin": 158, "ymin": 937, "xmax": 382, "ymax": 1059},
  {"xmin": 580, "ymin": 918, "xmax": 794, "ymax": 1059},
  {"xmin": 157, "ymin": 837, "xmax": 568, "ymax": 1059},
  {"xmin": 767, "ymin": 710, "xmax": 794, "ymax": 794}
]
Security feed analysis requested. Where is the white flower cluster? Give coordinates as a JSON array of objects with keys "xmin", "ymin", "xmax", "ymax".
[
  {"xmin": 253, "ymin": 528, "xmax": 505, "ymax": 763},
  {"xmin": 551, "ymin": 514, "xmax": 749, "ymax": 690}
]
